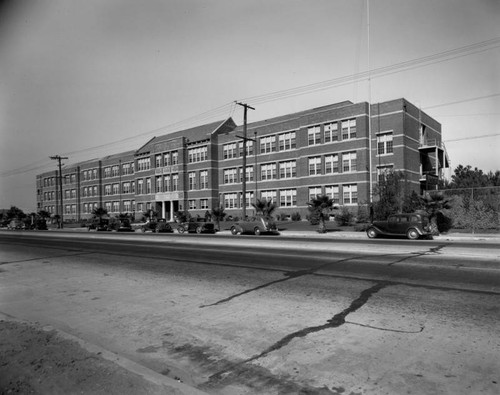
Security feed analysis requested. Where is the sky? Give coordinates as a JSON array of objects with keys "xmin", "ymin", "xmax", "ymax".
[{"xmin": 1, "ymin": 0, "xmax": 499, "ymax": 211}]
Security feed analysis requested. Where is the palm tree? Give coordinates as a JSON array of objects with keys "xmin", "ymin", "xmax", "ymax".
[
  {"xmin": 251, "ymin": 198, "xmax": 277, "ymax": 219},
  {"xmin": 307, "ymin": 194, "xmax": 334, "ymax": 233},
  {"xmin": 92, "ymin": 207, "xmax": 108, "ymax": 225},
  {"xmin": 420, "ymin": 191, "xmax": 452, "ymax": 235},
  {"xmin": 211, "ymin": 206, "xmax": 226, "ymax": 231}
]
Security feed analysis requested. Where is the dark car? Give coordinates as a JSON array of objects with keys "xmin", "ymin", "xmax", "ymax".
[
  {"xmin": 366, "ymin": 213, "xmax": 432, "ymax": 240},
  {"xmin": 7, "ymin": 219, "xmax": 25, "ymax": 230},
  {"xmin": 177, "ymin": 218, "xmax": 216, "ymax": 234},
  {"xmin": 87, "ymin": 218, "xmax": 109, "ymax": 231},
  {"xmin": 140, "ymin": 219, "xmax": 173, "ymax": 233},
  {"xmin": 112, "ymin": 218, "xmax": 135, "ymax": 232},
  {"xmin": 230, "ymin": 217, "xmax": 279, "ymax": 236}
]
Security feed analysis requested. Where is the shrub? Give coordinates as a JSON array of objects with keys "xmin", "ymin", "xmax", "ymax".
[
  {"xmin": 306, "ymin": 211, "xmax": 320, "ymax": 225},
  {"xmin": 291, "ymin": 212, "xmax": 301, "ymax": 221},
  {"xmin": 335, "ymin": 207, "xmax": 354, "ymax": 226}
]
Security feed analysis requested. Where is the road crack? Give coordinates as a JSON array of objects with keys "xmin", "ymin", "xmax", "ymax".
[
  {"xmin": 387, "ymin": 243, "xmax": 448, "ymax": 266},
  {"xmin": 208, "ymin": 281, "xmax": 390, "ymax": 382}
]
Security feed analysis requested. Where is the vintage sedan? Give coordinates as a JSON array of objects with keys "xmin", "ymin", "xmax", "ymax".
[
  {"xmin": 139, "ymin": 219, "xmax": 173, "ymax": 233},
  {"xmin": 177, "ymin": 219, "xmax": 216, "ymax": 234},
  {"xmin": 366, "ymin": 213, "xmax": 432, "ymax": 240},
  {"xmin": 230, "ymin": 217, "xmax": 279, "ymax": 236}
]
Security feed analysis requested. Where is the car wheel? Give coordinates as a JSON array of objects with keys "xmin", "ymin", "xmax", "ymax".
[
  {"xmin": 366, "ymin": 227, "xmax": 378, "ymax": 239},
  {"xmin": 230, "ymin": 226, "xmax": 239, "ymax": 235},
  {"xmin": 196, "ymin": 226, "xmax": 202, "ymax": 234},
  {"xmin": 254, "ymin": 227, "xmax": 261, "ymax": 236},
  {"xmin": 406, "ymin": 228, "xmax": 419, "ymax": 240},
  {"xmin": 177, "ymin": 227, "xmax": 185, "ymax": 234}
]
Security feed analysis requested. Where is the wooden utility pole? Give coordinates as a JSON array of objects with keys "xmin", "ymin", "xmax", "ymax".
[
  {"xmin": 236, "ymin": 102, "xmax": 255, "ymax": 220},
  {"xmin": 50, "ymin": 155, "xmax": 68, "ymax": 228}
]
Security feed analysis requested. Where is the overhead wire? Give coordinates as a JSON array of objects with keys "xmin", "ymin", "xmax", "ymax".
[{"xmin": 2, "ymin": 38, "xmax": 499, "ymax": 178}]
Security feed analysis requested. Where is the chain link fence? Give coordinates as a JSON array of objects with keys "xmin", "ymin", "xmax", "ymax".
[{"xmin": 431, "ymin": 186, "xmax": 500, "ymax": 233}]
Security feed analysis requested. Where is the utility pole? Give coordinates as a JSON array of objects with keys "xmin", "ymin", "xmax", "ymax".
[
  {"xmin": 50, "ymin": 155, "xmax": 68, "ymax": 228},
  {"xmin": 236, "ymin": 102, "xmax": 255, "ymax": 220}
]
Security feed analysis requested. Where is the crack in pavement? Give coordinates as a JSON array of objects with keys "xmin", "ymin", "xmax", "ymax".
[
  {"xmin": 387, "ymin": 243, "xmax": 449, "ymax": 266},
  {"xmin": 345, "ymin": 320, "xmax": 425, "ymax": 333},
  {"xmin": 0, "ymin": 252, "xmax": 94, "ymax": 265},
  {"xmin": 208, "ymin": 281, "xmax": 391, "ymax": 383}
]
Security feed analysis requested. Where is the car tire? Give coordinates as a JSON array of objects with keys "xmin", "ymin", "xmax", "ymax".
[
  {"xmin": 230, "ymin": 226, "xmax": 239, "ymax": 235},
  {"xmin": 177, "ymin": 227, "xmax": 185, "ymax": 234},
  {"xmin": 366, "ymin": 227, "xmax": 378, "ymax": 238},
  {"xmin": 406, "ymin": 228, "xmax": 419, "ymax": 240},
  {"xmin": 196, "ymin": 226, "xmax": 202, "ymax": 234},
  {"xmin": 254, "ymin": 227, "xmax": 261, "ymax": 236}
]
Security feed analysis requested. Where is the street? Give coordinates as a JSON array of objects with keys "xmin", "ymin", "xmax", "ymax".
[{"xmin": 1, "ymin": 231, "xmax": 499, "ymax": 394}]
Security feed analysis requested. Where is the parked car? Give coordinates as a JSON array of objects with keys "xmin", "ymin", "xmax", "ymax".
[
  {"xmin": 140, "ymin": 219, "xmax": 173, "ymax": 233},
  {"xmin": 7, "ymin": 219, "xmax": 25, "ymax": 230},
  {"xmin": 230, "ymin": 217, "xmax": 279, "ymax": 236},
  {"xmin": 366, "ymin": 213, "xmax": 432, "ymax": 240},
  {"xmin": 112, "ymin": 218, "xmax": 134, "ymax": 232},
  {"xmin": 87, "ymin": 218, "xmax": 109, "ymax": 231},
  {"xmin": 177, "ymin": 218, "xmax": 216, "ymax": 234}
]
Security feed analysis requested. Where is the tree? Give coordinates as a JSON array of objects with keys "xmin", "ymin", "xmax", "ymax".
[
  {"xmin": 373, "ymin": 171, "xmax": 409, "ymax": 220},
  {"xmin": 4, "ymin": 206, "xmax": 26, "ymax": 220},
  {"xmin": 307, "ymin": 194, "xmax": 334, "ymax": 233},
  {"xmin": 211, "ymin": 206, "xmax": 226, "ymax": 231},
  {"xmin": 251, "ymin": 198, "xmax": 277, "ymax": 219},
  {"xmin": 449, "ymin": 165, "xmax": 492, "ymax": 188},
  {"xmin": 91, "ymin": 207, "xmax": 108, "ymax": 225},
  {"xmin": 420, "ymin": 191, "xmax": 452, "ymax": 234}
]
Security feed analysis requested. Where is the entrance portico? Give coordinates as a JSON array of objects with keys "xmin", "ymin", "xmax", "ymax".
[{"xmin": 155, "ymin": 192, "xmax": 181, "ymax": 221}]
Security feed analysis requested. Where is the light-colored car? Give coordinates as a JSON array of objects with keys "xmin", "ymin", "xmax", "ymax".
[
  {"xmin": 366, "ymin": 213, "xmax": 432, "ymax": 240},
  {"xmin": 230, "ymin": 217, "xmax": 279, "ymax": 236}
]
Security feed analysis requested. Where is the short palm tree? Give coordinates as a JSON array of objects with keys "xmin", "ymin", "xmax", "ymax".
[
  {"xmin": 251, "ymin": 198, "xmax": 277, "ymax": 219},
  {"xmin": 308, "ymin": 194, "xmax": 334, "ymax": 233},
  {"xmin": 211, "ymin": 206, "xmax": 226, "ymax": 231},
  {"xmin": 92, "ymin": 207, "xmax": 108, "ymax": 225}
]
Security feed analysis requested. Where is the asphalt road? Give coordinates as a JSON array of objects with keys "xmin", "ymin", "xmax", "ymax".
[{"xmin": 1, "ymin": 231, "xmax": 499, "ymax": 394}]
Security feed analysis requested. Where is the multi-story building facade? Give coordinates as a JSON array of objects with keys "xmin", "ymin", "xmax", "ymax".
[{"xmin": 36, "ymin": 98, "xmax": 449, "ymax": 222}]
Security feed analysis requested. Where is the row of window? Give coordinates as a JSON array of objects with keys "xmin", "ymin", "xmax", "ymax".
[{"xmin": 153, "ymin": 151, "xmax": 179, "ymax": 169}]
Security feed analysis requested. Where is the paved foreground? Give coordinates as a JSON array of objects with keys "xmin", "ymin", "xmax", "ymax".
[{"xmin": 0, "ymin": 233, "xmax": 499, "ymax": 394}]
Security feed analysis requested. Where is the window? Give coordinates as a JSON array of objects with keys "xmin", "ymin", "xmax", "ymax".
[
  {"xmin": 164, "ymin": 175, "xmax": 171, "ymax": 192},
  {"xmin": 65, "ymin": 190, "xmax": 70, "ymax": 199},
  {"xmin": 112, "ymin": 201, "xmax": 119, "ymax": 212},
  {"xmin": 122, "ymin": 163, "xmax": 131, "ymax": 175},
  {"xmin": 341, "ymin": 119, "xmax": 356, "ymax": 140},
  {"xmin": 309, "ymin": 187, "xmax": 322, "ymax": 202},
  {"xmin": 92, "ymin": 169, "xmax": 97, "ymax": 180},
  {"xmin": 188, "ymin": 172, "xmax": 197, "ymax": 190},
  {"xmin": 325, "ymin": 154, "xmax": 339, "ymax": 174},
  {"xmin": 260, "ymin": 135, "xmax": 276, "ymax": 154},
  {"xmin": 112, "ymin": 183, "xmax": 119, "ymax": 195},
  {"xmin": 223, "ymin": 143, "xmax": 237, "ymax": 159},
  {"xmin": 172, "ymin": 151, "xmax": 178, "ymax": 165},
  {"xmin": 104, "ymin": 167, "xmax": 111, "ymax": 178},
  {"xmin": 200, "ymin": 170, "xmax": 208, "ymax": 189},
  {"xmin": 260, "ymin": 163, "xmax": 277, "ymax": 180},
  {"xmin": 308, "ymin": 126, "xmax": 321, "ymax": 146},
  {"xmin": 342, "ymin": 152, "xmax": 357, "ymax": 172},
  {"xmin": 278, "ymin": 132, "xmax": 296, "ymax": 151},
  {"xmin": 155, "ymin": 154, "xmax": 162, "ymax": 168},
  {"xmin": 343, "ymin": 184, "xmax": 358, "ymax": 204},
  {"xmin": 244, "ymin": 192, "xmax": 254, "ymax": 208},
  {"xmin": 83, "ymin": 203, "xmax": 89, "ymax": 214},
  {"xmin": 104, "ymin": 184, "xmax": 112, "ymax": 196},
  {"xmin": 261, "ymin": 190, "xmax": 277, "ymax": 203},
  {"xmin": 377, "ymin": 165, "xmax": 394, "ymax": 183},
  {"xmin": 238, "ymin": 141, "xmax": 254, "ymax": 156},
  {"xmin": 111, "ymin": 166, "xmax": 119, "ymax": 177},
  {"xmin": 224, "ymin": 193, "xmax": 238, "ymax": 209},
  {"xmin": 188, "ymin": 146, "xmax": 208, "ymax": 163},
  {"xmin": 239, "ymin": 166, "xmax": 254, "ymax": 182},
  {"xmin": 164, "ymin": 152, "xmax": 171, "ymax": 166},
  {"xmin": 146, "ymin": 178, "xmax": 151, "ymax": 194},
  {"xmin": 93, "ymin": 186, "xmax": 98, "ymax": 196},
  {"xmin": 123, "ymin": 200, "xmax": 131, "ymax": 212},
  {"xmin": 377, "ymin": 132, "xmax": 394, "ymax": 155},
  {"xmin": 172, "ymin": 174, "xmax": 179, "ymax": 191},
  {"xmin": 325, "ymin": 185, "xmax": 340, "ymax": 204},
  {"xmin": 105, "ymin": 202, "xmax": 112, "ymax": 212},
  {"xmin": 137, "ymin": 203, "xmax": 143, "ymax": 213},
  {"xmin": 122, "ymin": 182, "xmax": 130, "ymax": 194},
  {"xmin": 280, "ymin": 189, "xmax": 297, "ymax": 207},
  {"xmin": 131, "ymin": 181, "xmax": 135, "ymax": 193},
  {"xmin": 137, "ymin": 179, "xmax": 144, "ymax": 194},
  {"xmin": 188, "ymin": 200, "xmax": 197, "ymax": 210},
  {"xmin": 156, "ymin": 176, "xmax": 163, "ymax": 192},
  {"xmin": 200, "ymin": 199, "xmax": 209, "ymax": 210},
  {"xmin": 223, "ymin": 168, "xmax": 238, "ymax": 184},
  {"xmin": 138, "ymin": 158, "xmax": 151, "ymax": 171},
  {"xmin": 324, "ymin": 122, "xmax": 338, "ymax": 143},
  {"xmin": 309, "ymin": 157, "xmax": 322, "ymax": 175},
  {"xmin": 279, "ymin": 161, "xmax": 296, "ymax": 179},
  {"xmin": 71, "ymin": 189, "xmax": 76, "ymax": 199}
]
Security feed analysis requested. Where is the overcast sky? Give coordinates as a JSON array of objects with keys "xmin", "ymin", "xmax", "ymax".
[{"xmin": 1, "ymin": 0, "xmax": 499, "ymax": 211}]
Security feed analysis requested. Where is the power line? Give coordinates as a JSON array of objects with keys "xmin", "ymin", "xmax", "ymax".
[{"xmin": 444, "ymin": 133, "xmax": 500, "ymax": 143}]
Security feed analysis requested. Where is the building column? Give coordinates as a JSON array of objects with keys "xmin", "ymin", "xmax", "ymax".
[
  {"xmin": 161, "ymin": 201, "xmax": 166, "ymax": 219},
  {"xmin": 169, "ymin": 201, "xmax": 174, "ymax": 222}
]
